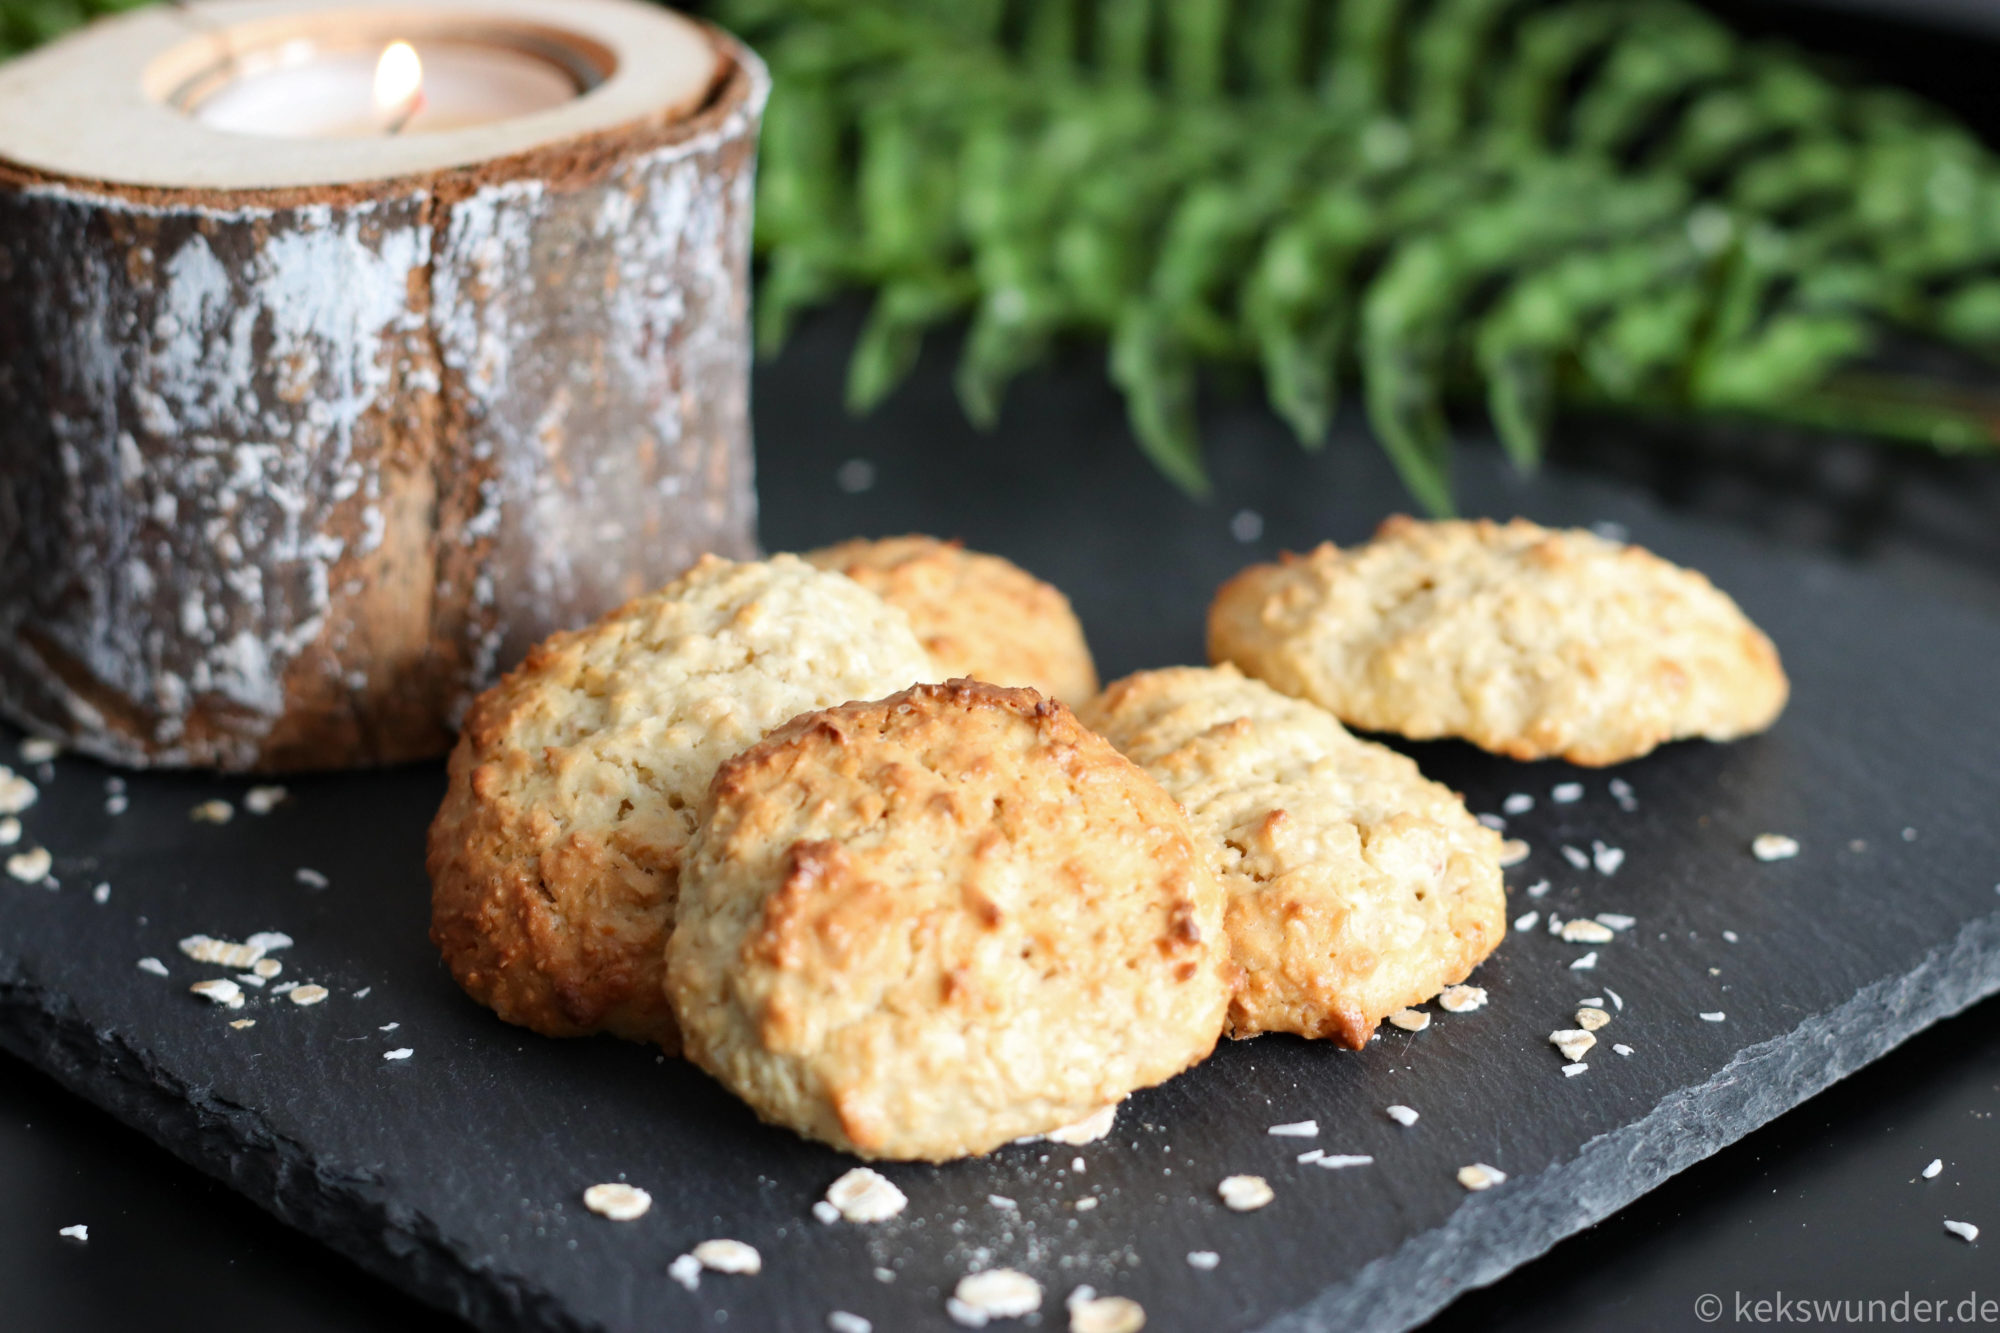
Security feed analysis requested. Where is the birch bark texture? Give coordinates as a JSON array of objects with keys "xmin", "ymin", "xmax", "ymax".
[{"xmin": 0, "ymin": 18, "xmax": 765, "ymax": 771}]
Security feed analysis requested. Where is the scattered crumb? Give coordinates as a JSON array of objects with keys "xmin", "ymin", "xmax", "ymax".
[
  {"xmin": 1477, "ymin": 813, "xmax": 1507, "ymax": 831},
  {"xmin": 1502, "ymin": 794, "xmax": 1534, "ymax": 816},
  {"xmin": 92, "ymin": 883, "xmax": 109, "ymax": 904},
  {"xmin": 1387, "ymin": 1007, "xmax": 1430, "ymax": 1032},
  {"xmin": 1526, "ymin": 880, "xmax": 1550, "ymax": 898},
  {"xmin": 1551, "ymin": 783, "xmax": 1583, "ymax": 804},
  {"xmin": 829, "ymin": 1313, "xmax": 872, "ymax": 1333},
  {"xmin": 296, "ymin": 868, "xmax": 329, "ymax": 889},
  {"xmin": 1595, "ymin": 913, "xmax": 1636, "ymax": 932},
  {"xmin": 0, "ymin": 767, "xmax": 38, "ymax": 815},
  {"xmin": 1068, "ymin": 1292, "xmax": 1145, "ymax": 1333},
  {"xmin": 1044, "ymin": 1104, "xmax": 1119, "ymax": 1145},
  {"xmin": 1751, "ymin": 833, "xmax": 1799, "ymax": 862},
  {"xmin": 190, "ymin": 978, "xmax": 242, "ymax": 1008},
  {"xmin": 1186, "ymin": 1251, "xmax": 1220, "ymax": 1271},
  {"xmin": 1562, "ymin": 1063, "xmax": 1589, "ymax": 1077},
  {"xmin": 1561, "ymin": 845, "xmax": 1590, "ymax": 871},
  {"xmin": 1604, "ymin": 987, "xmax": 1624, "ymax": 1011},
  {"xmin": 243, "ymin": 785, "xmax": 288, "ymax": 815},
  {"xmin": 1386, "ymin": 1105, "xmax": 1419, "ymax": 1127},
  {"xmin": 137, "ymin": 957, "xmax": 168, "ymax": 977},
  {"xmin": 668, "ymin": 1253, "xmax": 702, "ymax": 1292},
  {"xmin": 1218, "ymin": 1175, "xmax": 1274, "ymax": 1212},
  {"xmin": 253, "ymin": 958, "xmax": 282, "ymax": 979},
  {"xmin": 826, "ymin": 1167, "xmax": 908, "ymax": 1222},
  {"xmin": 190, "ymin": 799, "xmax": 234, "ymax": 824},
  {"xmin": 1513, "ymin": 911, "xmax": 1540, "ymax": 933},
  {"xmin": 693, "ymin": 1240, "xmax": 762, "ymax": 1276},
  {"xmin": 1613, "ymin": 1043, "xmax": 1634, "ymax": 1057},
  {"xmin": 1550, "ymin": 1029, "xmax": 1597, "ymax": 1062},
  {"xmin": 1458, "ymin": 1163, "xmax": 1507, "ymax": 1191},
  {"xmin": 1569, "ymin": 952, "xmax": 1598, "ymax": 971},
  {"xmin": 19, "ymin": 738, "xmax": 59, "ymax": 764},
  {"xmin": 1575, "ymin": 1007, "xmax": 1611, "ymax": 1032},
  {"xmin": 1943, "ymin": 1220, "xmax": 1979, "ymax": 1243},
  {"xmin": 1923, "ymin": 1159, "xmax": 1943, "ymax": 1179},
  {"xmin": 1317, "ymin": 1155, "xmax": 1374, "ymax": 1170},
  {"xmin": 582, "ymin": 1182, "xmax": 652, "ymax": 1221},
  {"xmin": 1437, "ymin": 985, "xmax": 1487, "ymax": 1013},
  {"xmin": 1498, "ymin": 839, "xmax": 1530, "ymax": 867},
  {"xmin": 6, "ymin": 846, "xmax": 52, "ymax": 883},
  {"xmin": 1560, "ymin": 919, "xmax": 1615, "ymax": 944},
  {"xmin": 289, "ymin": 985, "xmax": 329, "ymax": 1007},
  {"xmin": 0, "ymin": 816, "xmax": 18, "ymax": 846},
  {"xmin": 1267, "ymin": 1120, "xmax": 1317, "ymax": 1138},
  {"xmin": 230, "ymin": 1019, "xmax": 256, "ymax": 1030},
  {"xmin": 1722, "ymin": 930, "xmax": 1739, "ymax": 943},
  {"xmin": 57, "ymin": 1224, "xmax": 87, "ymax": 1242},
  {"xmin": 383, "ymin": 1048, "xmax": 413, "ymax": 1060},
  {"xmin": 1699, "ymin": 1012, "xmax": 1726, "ymax": 1023},
  {"xmin": 951, "ymin": 1269, "xmax": 1042, "ymax": 1324}
]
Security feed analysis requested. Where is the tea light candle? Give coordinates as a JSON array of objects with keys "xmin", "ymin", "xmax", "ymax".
[
  {"xmin": 0, "ymin": 0, "xmax": 766, "ymax": 771},
  {"xmin": 192, "ymin": 37, "xmax": 582, "ymax": 139}
]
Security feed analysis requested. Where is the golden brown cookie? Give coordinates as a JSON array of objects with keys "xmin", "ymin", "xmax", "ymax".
[
  {"xmin": 667, "ymin": 680, "xmax": 1230, "ymax": 1161},
  {"xmin": 806, "ymin": 536, "xmax": 1098, "ymax": 705},
  {"xmin": 427, "ymin": 555, "xmax": 932, "ymax": 1048},
  {"xmin": 1084, "ymin": 665, "xmax": 1507, "ymax": 1047},
  {"xmin": 1208, "ymin": 516, "xmax": 1788, "ymax": 766}
]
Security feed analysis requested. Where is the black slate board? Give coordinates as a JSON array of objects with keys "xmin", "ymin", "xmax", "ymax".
[{"xmin": 4, "ymin": 313, "xmax": 1999, "ymax": 1333}]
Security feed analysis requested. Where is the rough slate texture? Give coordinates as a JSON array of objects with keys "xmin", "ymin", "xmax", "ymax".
[{"xmin": 3, "ymin": 315, "xmax": 1999, "ymax": 1333}]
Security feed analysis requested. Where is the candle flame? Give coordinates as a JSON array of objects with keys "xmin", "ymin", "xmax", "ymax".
[{"xmin": 373, "ymin": 41, "xmax": 422, "ymax": 116}]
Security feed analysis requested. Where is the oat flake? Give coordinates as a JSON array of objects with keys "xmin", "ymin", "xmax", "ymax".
[
  {"xmin": 1437, "ymin": 985, "xmax": 1487, "ymax": 1013},
  {"xmin": 1575, "ymin": 1007, "xmax": 1611, "ymax": 1032},
  {"xmin": 1387, "ymin": 1007, "xmax": 1430, "ymax": 1031},
  {"xmin": 383, "ymin": 1048, "xmax": 413, "ymax": 1060},
  {"xmin": 1068, "ymin": 1293, "xmax": 1145, "ymax": 1333},
  {"xmin": 1550, "ymin": 1029, "xmax": 1597, "ymax": 1062},
  {"xmin": 582, "ymin": 1183, "xmax": 651, "ymax": 1220},
  {"xmin": 190, "ymin": 978, "xmax": 241, "ymax": 1006},
  {"xmin": 289, "ymin": 985, "xmax": 328, "ymax": 1006},
  {"xmin": 137, "ymin": 957, "xmax": 168, "ymax": 977},
  {"xmin": 6, "ymin": 846, "xmax": 52, "ymax": 883},
  {"xmin": 190, "ymin": 799, "xmax": 234, "ymax": 824},
  {"xmin": 58, "ymin": 1224, "xmax": 87, "ymax": 1241},
  {"xmin": 1613, "ymin": 1043, "xmax": 1635, "ymax": 1056},
  {"xmin": 952, "ymin": 1269, "xmax": 1042, "ymax": 1323},
  {"xmin": 826, "ymin": 1167, "xmax": 908, "ymax": 1222},
  {"xmin": 1700, "ymin": 1011, "xmax": 1726, "ymax": 1023},
  {"xmin": 1218, "ymin": 1175, "xmax": 1274, "ymax": 1211},
  {"xmin": 1458, "ymin": 1163, "xmax": 1507, "ymax": 1191}
]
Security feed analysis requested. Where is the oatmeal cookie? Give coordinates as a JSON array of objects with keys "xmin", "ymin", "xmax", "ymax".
[
  {"xmin": 806, "ymin": 536, "xmax": 1098, "ymax": 705},
  {"xmin": 1084, "ymin": 664, "xmax": 1507, "ymax": 1047},
  {"xmin": 1208, "ymin": 517, "xmax": 1787, "ymax": 765},
  {"xmin": 667, "ymin": 680, "xmax": 1229, "ymax": 1160},
  {"xmin": 427, "ymin": 555, "xmax": 932, "ymax": 1048}
]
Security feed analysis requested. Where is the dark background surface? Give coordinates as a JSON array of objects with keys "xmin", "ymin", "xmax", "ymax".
[{"xmin": 7, "ymin": 1, "xmax": 2000, "ymax": 1330}]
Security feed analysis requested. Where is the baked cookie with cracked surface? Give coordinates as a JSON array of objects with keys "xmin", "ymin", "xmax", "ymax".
[
  {"xmin": 667, "ymin": 680, "xmax": 1229, "ymax": 1161},
  {"xmin": 1083, "ymin": 664, "xmax": 1507, "ymax": 1048},
  {"xmin": 428, "ymin": 555, "xmax": 932, "ymax": 1049},
  {"xmin": 805, "ymin": 536, "xmax": 1098, "ymax": 705},
  {"xmin": 1208, "ymin": 516, "xmax": 1787, "ymax": 766}
]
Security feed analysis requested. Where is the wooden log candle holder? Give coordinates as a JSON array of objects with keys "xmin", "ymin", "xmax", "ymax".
[{"xmin": 0, "ymin": 0, "xmax": 764, "ymax": 770}]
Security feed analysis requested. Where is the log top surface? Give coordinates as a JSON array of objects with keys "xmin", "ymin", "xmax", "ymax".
[{"xmin": 0, "ymin": 0, "xmax": 724, "ymax": 193}]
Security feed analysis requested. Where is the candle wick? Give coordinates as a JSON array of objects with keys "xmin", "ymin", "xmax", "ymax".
[{"xmin": 385, "ymin": 91, "xmax": 426, "ymax": 137}]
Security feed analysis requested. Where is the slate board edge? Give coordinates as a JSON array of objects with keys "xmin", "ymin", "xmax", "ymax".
[
  {"xmin": 1263, "ymin": 906, "xmax": 2000, "ymax": 1333},
  {"xmin": 0, "ymin": 965, "xmax": 584, "ymax": 1333},
  {"xmin": 3, "ymin": 905, "xmax": 1995, "ymax": 1333}
]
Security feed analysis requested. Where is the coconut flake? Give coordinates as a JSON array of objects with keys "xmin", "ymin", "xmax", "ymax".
[
  {"xmin": 383, "ymin": 1047, "xmax": 413, "ymax": 1060},
  {"xmin": 1922, "ymin": 1159, "xmax": 1943, "ymax": 1179},
  {"xmin": 137, "ymin": 957, "xmax": 168, "ymax": 977},
  {"xmin": 1267, "ymin": 1120, "xmax": 1318, "ymax": 1138},
  {"xmin": 1385, "ymin": 1105, "xmax": 1419, "ymax": 1127},
  {"xmin": 190, "ymin": 978, "xmax": 242, "ymax": 1007},
  {"xmin": 243, "ymin": 785, "xmax": 287, "ymax": 815},
  {"xmin": 829, "ymin": 1313, "xmax": 872, "ymax": 1333},
  {"xmin": 1186, "ymin": 1251, "xmax": 1220, "ymax": 1270},
  {"xmin": 296, "ymin": 868, "xmax": 329, "ymax": 889},
  {"xmin": 1595, "ymin": 913, "xmax": 1637, "ymax": 932},
  {"xmin": 1592, "ymin": 842, "xmax": 1625, "ymax": 875},
  {"xmin": 58, "ymin": 1223, "xmax": 87, "ymax": 1242},
  {"xmin": 1700, "ymin": 1011, "xmax": 1726, "ymax": 1023},
  {"xmin": 1574, "ymin": 1007, "xmax": 1611, "ymax": 1031},
  {"xmin": 190, "ymin": 799, "xmax": 234, "ymax": 824},
  {"xmin": 1502, "ymin": 794, "xmax": 1534, "ymax": 816},
  {"xmin": 1944, "ymin": 1220, "xmax": 1979, "ymax": 1243},
  {"xmin": 1316, "ymin": 1154, "xmax": 1374, "ymax": 1170},
  {"xmin": 1560, "ymin": 919, "xmax": 1615, "ymax": 944},
  {"xmin": 1068, "ymin": 1293, "xmax": 1145, "ymax": 1333},
  {"xmin": 1513, "ymin": 910, "xmax": 1540, "ymax": 932},
  {"xmin": 1569, "ymin": 951, "xmax": 1598, "ymax": 971}
]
